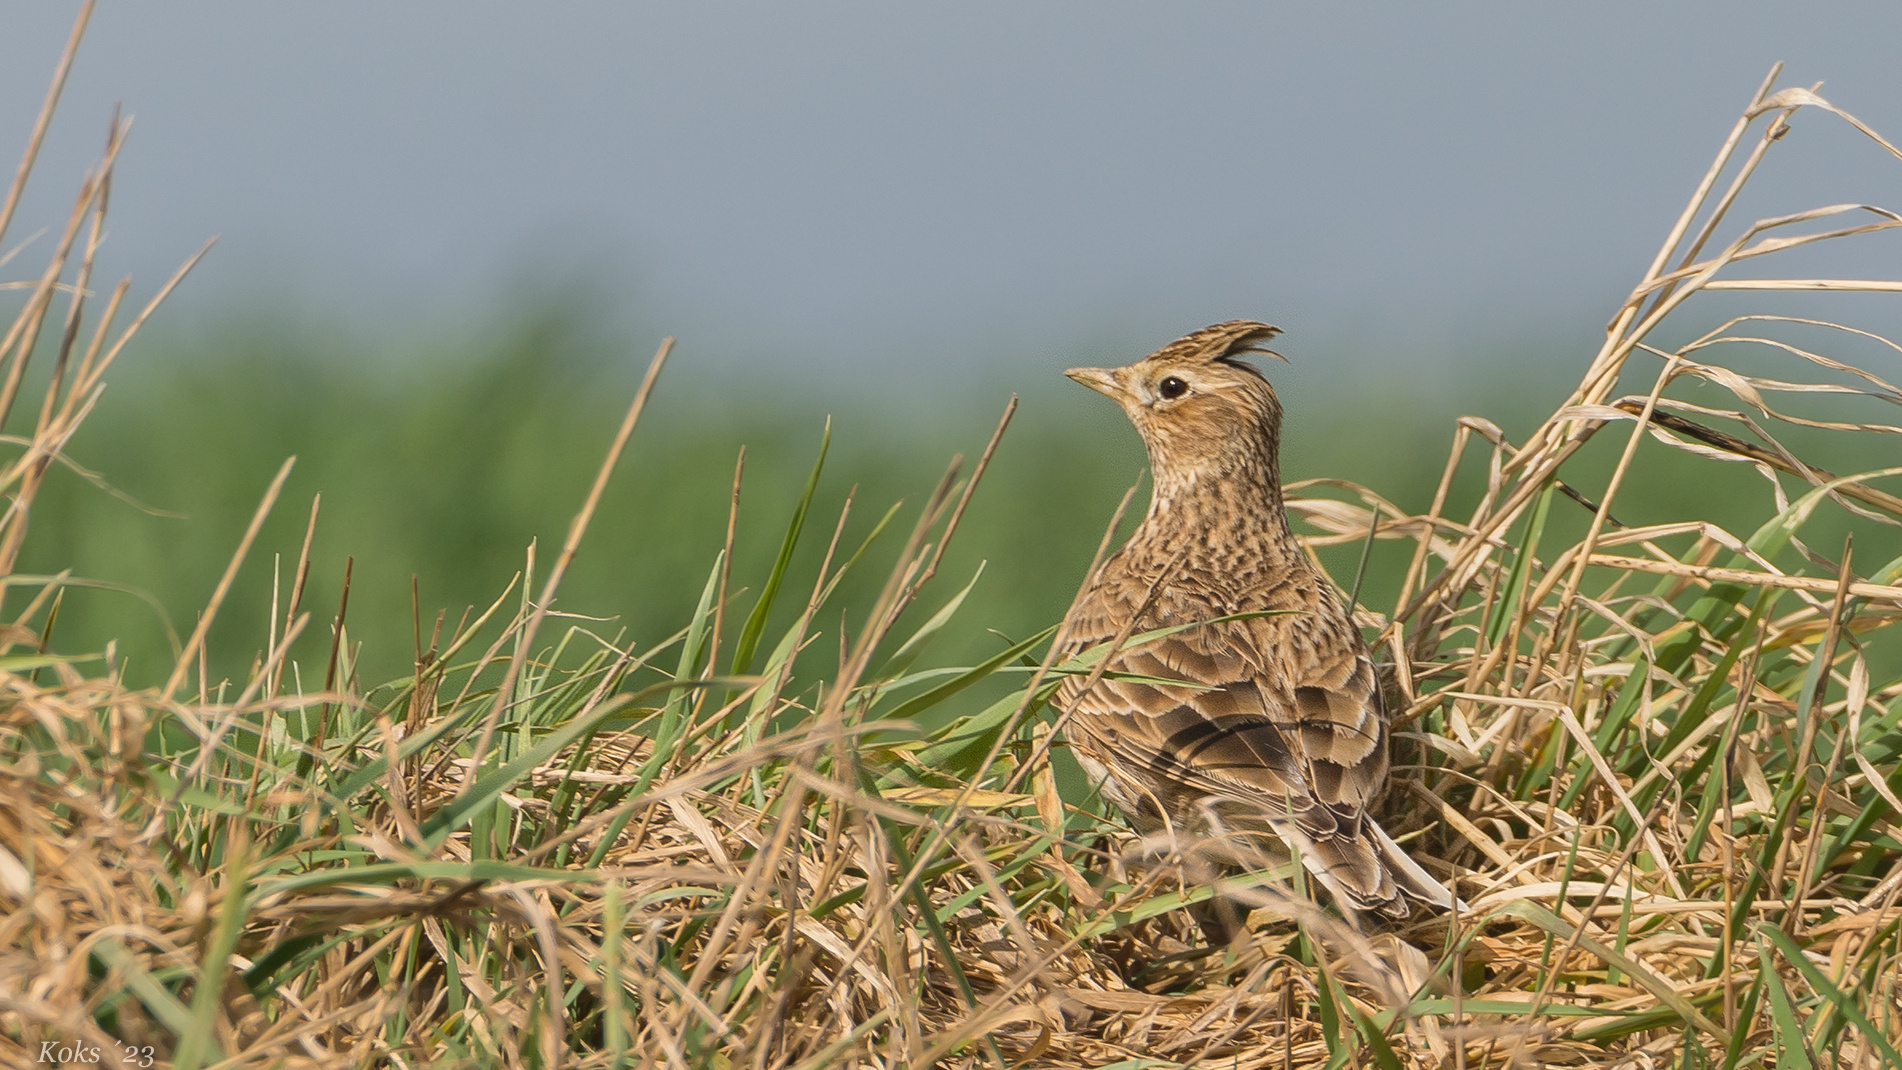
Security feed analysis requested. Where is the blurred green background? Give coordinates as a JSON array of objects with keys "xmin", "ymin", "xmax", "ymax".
[
  {"xmin": 9, "ymin": 4, "xmax": 1899, "ymax": 701},
  {"xmin": 23, "ymin": 292, "xmax": 1897, "ymax": 695}
]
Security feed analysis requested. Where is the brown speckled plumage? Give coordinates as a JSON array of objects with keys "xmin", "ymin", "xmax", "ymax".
[{"xmin": 1058, "ymin": 321, "xmax": 1452, "ymax": 925}]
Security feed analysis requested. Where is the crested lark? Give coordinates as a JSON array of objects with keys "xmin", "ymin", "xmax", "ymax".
[{"xmin": 1057, "ymin": 320, "xmax": 1452, "ymax": 925}]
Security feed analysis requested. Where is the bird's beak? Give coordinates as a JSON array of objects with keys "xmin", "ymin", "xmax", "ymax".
[{"xmin": 1065, "ymin": 366, "xmax": 1123, "ymax": 399}]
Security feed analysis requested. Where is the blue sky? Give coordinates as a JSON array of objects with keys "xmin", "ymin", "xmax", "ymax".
[{"xmin": 5, "ymin": 2, "xmax": 1900, "ymax": 389}]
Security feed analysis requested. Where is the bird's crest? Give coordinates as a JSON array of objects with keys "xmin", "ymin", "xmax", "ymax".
[{"xmin": 1147, "ymin": 320, "xmax": 1286, "ymax": 371}]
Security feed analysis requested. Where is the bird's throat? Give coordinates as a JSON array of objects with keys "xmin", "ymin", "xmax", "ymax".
[{"xmin": 1139, "ymin": 455, "xmax": 1293, "ymax": 566}]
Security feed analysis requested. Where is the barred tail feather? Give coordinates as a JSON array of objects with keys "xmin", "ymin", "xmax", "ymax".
[
  {"xmin": 1371, "ymin": 822, "xmax": 1464, "ymax": 912},
  {"xmin": 1268, "ymin": 818, "xmax": 1411, "ymax": 927}
]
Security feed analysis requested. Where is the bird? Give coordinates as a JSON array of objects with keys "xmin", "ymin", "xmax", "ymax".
[{"xmin": 1055, "ymin": 320, "xmax": 1453, "ymax": 927}]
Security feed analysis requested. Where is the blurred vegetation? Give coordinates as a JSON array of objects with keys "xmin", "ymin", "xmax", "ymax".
[{"xmin": 21, "ymin": 294, "xmax": 1896, "ymax": 693}]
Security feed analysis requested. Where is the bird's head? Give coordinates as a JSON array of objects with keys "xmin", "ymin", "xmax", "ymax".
[{"xmin": 1066, "ymin": 320, "xmax": 1287, "ymax": 497}]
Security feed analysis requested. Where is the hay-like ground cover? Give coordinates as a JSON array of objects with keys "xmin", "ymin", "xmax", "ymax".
[{"xmin": 4, "ymin": 11, "xmax": 1902, "ymax": 1070}]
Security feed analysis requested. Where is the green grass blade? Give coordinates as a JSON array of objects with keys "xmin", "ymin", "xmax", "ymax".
[
  {"xmin": 258, "ymin": 859, "xmax": 596, "ymax": 898},
  {"xmin": 880, "ymin": 624, "xmax": 1055, "ymax": 724},
  {"xmin": 1762, "ymin": 926, "xmax": 1902, "ymax": 1069},
  {"xmin": 634, "ymin": 550, "xmax": 726, "ymax": 791},
  {"xmin": 730, "ymin": 419, "xmax": 830, "ymax": 677},
  {"xmin": 1720, "ymin": 969, "xmax": 1766, "ymax": 1070},
  {"xmin": 878, "ymin": 560, "xmax": 985, "ymax": 677},
  {"xmin": 1485, "ymin": 480, "xmax": 1553, "ymax": 648},
  {"xmin": 907, "ymin": 678, "xmax": 1060, "ymax": 779},
  {"xmin": 1757, "ymin": 942, "xmax": 1816, "ymax": 1070},
  {"xmin": 420, "ymin": 687, "xmax": 667, "ymax": 846},
  {"xmin": 173, "ymin": 829, "xmax": 252, "ymax": 1070},
  {"xmin": 90, "ymin": 938, "xmax": 197, "ymax": 1039},
  {"xmin": 1494, "ymin": 900, "xmax": 1724, "ymax": 1039},
  {"xmin": 1348, "ymin": 1001, "xmax": 1406, "ymax": 1070}
]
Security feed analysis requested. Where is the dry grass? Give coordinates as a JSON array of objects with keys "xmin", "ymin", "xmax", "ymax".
[{"xmin": 3, "ymin": 10, "xmax": 1902, "ymax": 1070}]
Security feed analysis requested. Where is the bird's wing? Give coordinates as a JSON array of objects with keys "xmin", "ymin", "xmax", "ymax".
[{"xmin": 1057, "ymin": 580, "xmax": 1409, "ymax": 918}]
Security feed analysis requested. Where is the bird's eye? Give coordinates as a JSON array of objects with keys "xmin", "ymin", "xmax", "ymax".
[{"xmin": 1158, "ymin": 376, "xmax": 1189, "ymax": 400}]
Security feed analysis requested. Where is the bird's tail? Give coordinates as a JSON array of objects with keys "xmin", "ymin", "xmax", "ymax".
[
  {"xmin": 1197, "ymin": 807, "xmax": 1462, "ymax": 926},
  {"xmin": 1370, "ymin": 822, "xmax": 1465, "ymax": 913},
  {"xmin": 1266, "ymin": 818, "xmax": 1463, "ymax": 927},
  {"xmin": 1250, "ymin": 817, "xmax": 1408, "ymax": 926}
]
